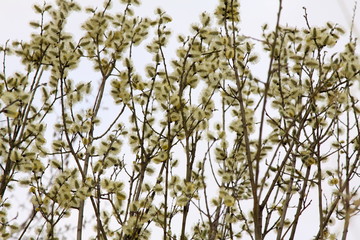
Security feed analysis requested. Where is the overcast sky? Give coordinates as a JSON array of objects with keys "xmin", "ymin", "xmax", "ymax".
[
  {"xmin": 0, "ymin": 0, "xmax": 359, "ymax": 42},
  {"xmin": 1, "ymin": 0, "xmax": 359, "ymax": 239},
  {"xmin": 1, "ymin": 0, "xmax": 359, "ymax": 81}
]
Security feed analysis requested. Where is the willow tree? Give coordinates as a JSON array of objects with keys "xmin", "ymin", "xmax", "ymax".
[{"xmin": 1, "ymin": 0, "xmax": 359, "ymax": 239}]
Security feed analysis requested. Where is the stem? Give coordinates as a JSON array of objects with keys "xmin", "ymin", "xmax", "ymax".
[
  {"xmin": 275, "ymin": 158, "xmax": 295, "ymax": 240},
  {"xmin": 289, "ymin": 166, "xmax": 311, "ymax": 239}
]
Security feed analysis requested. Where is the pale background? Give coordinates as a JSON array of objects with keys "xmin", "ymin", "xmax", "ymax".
[{"xmin": 0, "ymin": 0, "xmax": 359, "ymax": 239}]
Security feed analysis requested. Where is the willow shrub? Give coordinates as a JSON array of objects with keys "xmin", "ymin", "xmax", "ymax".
[{"xmin": 1, "ymin": 0, "xmax": 360, "ymax": 239}]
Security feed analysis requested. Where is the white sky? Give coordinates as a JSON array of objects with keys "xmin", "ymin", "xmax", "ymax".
[
  {"xmin": 0, "ymin": 0, "xmax": 359, "ymax": 42},
  {"xmin": 1, "ymin": 0, "xmax": 359, "ymax": 239}
]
